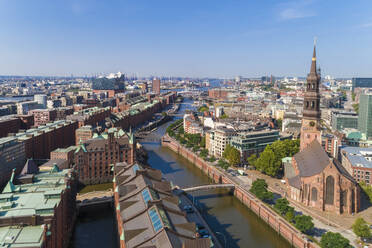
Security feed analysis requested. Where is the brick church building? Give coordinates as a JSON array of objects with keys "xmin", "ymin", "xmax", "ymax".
[{"xmin": 285, "ymin": 45, "xmax": 360, "ymax": 214}]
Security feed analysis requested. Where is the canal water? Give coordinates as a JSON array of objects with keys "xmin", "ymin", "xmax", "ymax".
[
  {"xmin": 141, "ymin": 100, "xmax": 290, "ymax": 248},
  {"xmin": 70, "ymin": 98, "xmax": 290, "ymax": 248}
]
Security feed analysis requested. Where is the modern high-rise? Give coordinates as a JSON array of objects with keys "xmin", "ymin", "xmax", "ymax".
[
  {"xmin": 34, "ymin": 94, "xmax": 47, "ymax": 108},
  {"xmin": 352, "ymin": 78, "xmax": 372, "ymax": 92},
  {"xmin": 152, "ymin": 78, "xmax": 161, "ymax": 95},
  {"xmin": 358, "ymin": 93, "xmax": 372, "ymax": 140}
]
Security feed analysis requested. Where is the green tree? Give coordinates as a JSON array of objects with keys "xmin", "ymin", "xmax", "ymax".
[
  {"xmin": 200, "ymin": 149, "xmax": 208, "ymax": 158},
  {"xmin": 255, "ymin": 146, "xmax": 277, "ymax": 176},
  {"xmin": 360, "ymin": 181, "xmax": 372, "ymax": 204},
  {"xmin": 285, "ymin": 206, "xmax": 295, "ymax": 222},
  {"xmin": 352, "ymin": 217, "xmax": 372, "ymax": 239},
  {"xmin": 223, "ymin": 144, "xmax": 241, "ymax": 166},
  {"xmin": 294, "ymin": 215, "xmax": 314, "ymax": 234},
  {"xmin": 217, "ymin": 159, "xmax": 229, "ymax": 170},
  {"xmin": 247, "ymin": 154, "xmax": 257, "ymax": 167},
  {"xmin": 277, "ymin": 119, "xmax": 282, "ymax": 130},
  {"xmin": 351, "ymin": 92, "xmax": 356, "ymax": 101},
  {"xmin": 254, "ymin": 139, "xmax": 300, "ymax": 177},
  {"xmin": 274, "ymin": 198, "xmax": 290, "ymax": 215},
  {"xmin": 168, "ymin": 130, "xmax": 175, "ymax": 137},
  {"xmin": 250, "ymin": 179, "xmax": 274, "ymax": 202},
  {"xmin": 178, "ymin": 126, "xmax": 184, "ymax": 134},
  {"xmin": 208, "ymin": 156, "xmax": 216, "ymax": 162},
  {"xmin": 320, "ymin": 232, "xmax": 351, "ymax": 248},
  {"xmin": 352, "ymin": 103, "xmax": 359, "ymax": 113},
  {"xmin": 200, "ymin": 136, "xmax": 206, "ymax": 148},
  {"xmin": 198, "ymin": 106, "xmax": 209, "ymax": 112},
  {"xmin": 220, "ymin": 113, "xmax": 228, "ymax": 119}
]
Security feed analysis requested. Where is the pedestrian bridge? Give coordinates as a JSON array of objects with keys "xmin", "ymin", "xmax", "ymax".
[{"xmin": 179, "ymin": 184, "xmax": 235, "ymax": 193}]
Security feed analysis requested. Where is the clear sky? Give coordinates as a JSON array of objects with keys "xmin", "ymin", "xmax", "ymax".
[{"xmin": 1, "ymin": 0, "xmax": 371, "ymax": 78}]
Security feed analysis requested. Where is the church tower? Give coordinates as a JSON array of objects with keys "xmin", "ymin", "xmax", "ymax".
[{"xmin": 300, "ymin": 44, "xmax": 322, "ymax": 151}]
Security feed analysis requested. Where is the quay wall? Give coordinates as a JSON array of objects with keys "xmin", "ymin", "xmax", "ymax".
[{"xmin": 162, "ymin": 135, "xmax": 319, "ymax": 248}]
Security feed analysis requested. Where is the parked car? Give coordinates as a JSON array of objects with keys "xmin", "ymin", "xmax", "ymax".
[
  {"xmin": 183, "ymin": 205, "xmax": 194, "ymax": 213},
  {"xmin": 198, "ymin": 229, "xmax": 210, "ymax": 238},
  {"xmin": 196, "ymin": 223, "xmax": 205, "ymax": 231}
]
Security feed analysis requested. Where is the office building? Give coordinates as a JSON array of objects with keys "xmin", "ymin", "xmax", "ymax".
[
  {"xmin": 29, "ymin": 109, "xmax": 57, "ymax": 126},
  {"xmin": 340, "ymin": 146, "xmax": 372, "ymax": 185},
  {"xmin": 16, "ymin": 101, "xmax": 40, "ymax": 115},
  {"xmin": 331, "ymin": 111, "xmax": 358, "ymax": 131},
  {"xmin": 208, "ymin": 127, "xmax": 236, "ymax": 158},
  {"xmin": 358, "ymin": 93, "xmax": 372, "ymax": 140},
  {"xmin": 152, "ymin": 78, "xmax": 161, "ymax": 95},
  {"xmin": 34, "ymin": 94, "xmax": 47, "ymax": 108},
  {"xmin": 352, "ymin": 78, "xmax": 372, "ymax": 92},
  {"xmin": 230, "ymin": 130, "xmax": 290, "ymax": 161}
]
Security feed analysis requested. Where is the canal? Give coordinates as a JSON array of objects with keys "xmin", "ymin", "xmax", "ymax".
[
  {"xmin": 70, "ymin": 98, "xmax": 290, "ymax": 248},
  {"xmin": 141, "ymin": 100, "xmax": 290, "ymax": 248}
]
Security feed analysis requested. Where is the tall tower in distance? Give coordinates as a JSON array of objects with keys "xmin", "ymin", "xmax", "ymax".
[
  {"xmin": 152, "ymin": 78, "xmax": 161, "ymax": 95},
  {"xmin": 300, "ymin": 44, "xmax": 322, "ymax": 151}
]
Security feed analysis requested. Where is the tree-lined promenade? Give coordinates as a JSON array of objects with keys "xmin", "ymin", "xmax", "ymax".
[{"xmin": 165, "ymin": 119, "xmax": 361, "ymax": 248}]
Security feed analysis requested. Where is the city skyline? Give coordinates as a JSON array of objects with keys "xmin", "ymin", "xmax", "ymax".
[{"xmin": 1, "ymin": 0, "xmax": 372, "ymax": 77}]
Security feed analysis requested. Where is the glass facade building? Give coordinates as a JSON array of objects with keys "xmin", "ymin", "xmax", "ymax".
[
  {"xmin": 331, "ymin": 111, "xmax": 358, "ymax": 131},
  {"xmin": 358, "ymin": 93, "xmax": 372, "ymax": 140},
  {"xmin": 352, "ymin": 78, "xmax": 372, "ymax": 92}
]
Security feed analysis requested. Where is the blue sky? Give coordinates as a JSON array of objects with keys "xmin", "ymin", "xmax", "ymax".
[{"xmin": 1, "ymin": 0, "xmax": 371, "ymax": 78}]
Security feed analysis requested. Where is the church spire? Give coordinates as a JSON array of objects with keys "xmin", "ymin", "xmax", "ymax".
[
  {"xmin": 300, "ymin": 42, "xmax": 322, "ymax": 151},
  {"xmin": 310, "ymin": 43, "xmax": 317, "ymax": 77}
]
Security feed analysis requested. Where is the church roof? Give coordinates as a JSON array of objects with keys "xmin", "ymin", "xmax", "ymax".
[
  {"xmin": 288, "ymin": 175, "xmax": 301, "ymax": 189},
  {"xmin": 332, "ymin": 158, "xmax": 356, "ymax": 183},
  {"xmin": 294, "ymin": 140, "xmax": 330, "ymax": 177}
]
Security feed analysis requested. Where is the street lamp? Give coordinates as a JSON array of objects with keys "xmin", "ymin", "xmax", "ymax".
[{"xmin": 215, "ymin": 231, "xmax": 227, "ymax": 248}]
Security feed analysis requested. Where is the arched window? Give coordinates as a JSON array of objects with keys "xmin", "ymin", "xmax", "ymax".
[
  {"xmin": 311, "ymin": 101, "xmax": 315, "ymax": 108},
  {"xmin": 341, "ymin": 190, "xmax": 348, "ymax": 207},
  {"xmin": 306, "ymin": 101, "xmax": 309, "ymax": 108},
  {"xmin": 325, "ymin": 176, "xmax": 335, "ymax": 205},
  {"xmin": 311, "ymin": 187, "xmax": 317, "ymax": 202}
]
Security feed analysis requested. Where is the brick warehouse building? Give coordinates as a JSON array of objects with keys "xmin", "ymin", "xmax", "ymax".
[
  {"xmin": 67, "ymin": 106, "xmax": 111, "ymax": 128},
  {"xmin": 74, "ymin": 128, "xmax": 136, "ymax": 185},
  {"xmin": 0, "ymin": 114, "xmax": 34, "ymax": 138},
  {"xmin": 14, "ymin": 120, "xmax": 78, "ymax": 159},
  {"xmin": 285, "ymin": 46, "xmax": 360, "ymax": 214},
  {"xmin": 0, "ymin": 162, "xmax": 77, "ymax": 248}
]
